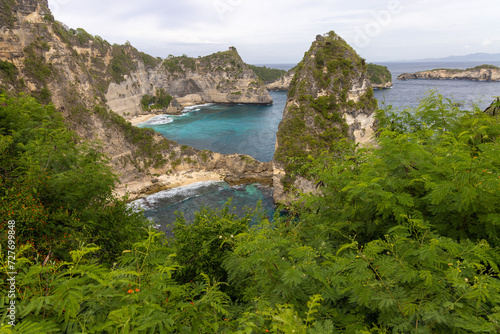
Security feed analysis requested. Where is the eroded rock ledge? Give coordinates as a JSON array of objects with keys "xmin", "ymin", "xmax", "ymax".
[{"xmin": 398, "ymin": 65, "xmax": 500, "ymax": 81}]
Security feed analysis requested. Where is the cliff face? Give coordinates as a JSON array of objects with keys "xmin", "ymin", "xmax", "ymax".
[
  {"xmin": 106, "ymin": 49, "xmax": 273, "ymax": 120},
  {"xmin": 0, "ymin": 0, "xmax": 272, "ymax": 198},
  {"xmin": 272, "ymin": 32, "xmax": 378, "ymax": 204},
  {"xmin": 398, "ymin": 65, "xmax": 500, "ymax": 81},
  {"xmin": 266, "ymin": 70, "xmax": 295, "ymax": 91}
]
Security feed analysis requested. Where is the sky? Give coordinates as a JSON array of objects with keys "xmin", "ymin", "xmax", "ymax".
[{"xmin": 46, "ymin": 0, "xmax": 500, "ymax": 65}]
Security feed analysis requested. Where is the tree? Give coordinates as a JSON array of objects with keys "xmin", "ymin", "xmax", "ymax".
[{"xmin": 0, "ymin": 93, "xmax": 147, "ymax": 262}]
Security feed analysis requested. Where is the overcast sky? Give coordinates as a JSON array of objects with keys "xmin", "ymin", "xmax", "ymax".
[{"xmin": 47, "ymin": 0, "xmax": 500, "ymax": 65}]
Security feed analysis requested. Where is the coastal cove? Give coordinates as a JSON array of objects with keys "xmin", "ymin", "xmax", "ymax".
[
  {"xmin": 131, "ymin": 90, "xmax": 288, "ymax": 228},
  {"xmin": 134, "ymin": 61, "xmax": 500, "ymax": 229},
  {"xmin": 4, "ymin": 1, "xmax": 500, "ymax": 329}
]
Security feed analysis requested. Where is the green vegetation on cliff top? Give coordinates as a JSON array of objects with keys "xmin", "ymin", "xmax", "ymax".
[
  {"xmin": 162, "ymin": 48, "xmax": 261, "ymax": 81},
  {"xmin": 424, "ymin": 64, "xmax": 500, "ymax": 72},
  {"xmin": 275, "ymin": 31, "xmax": 377, "ymax": 190}
]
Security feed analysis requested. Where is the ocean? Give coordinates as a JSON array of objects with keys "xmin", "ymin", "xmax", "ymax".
[
  {"xmin": 373, "ymin": 61, "xmax": 500, "ymax": 110},
  {"xmin": 133, "ymin": 61, "xmax": 500, "ymax": 228}
]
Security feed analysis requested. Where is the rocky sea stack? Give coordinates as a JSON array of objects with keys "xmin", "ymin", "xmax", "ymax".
[{"xmin": 272, "ymin": 32, "xmax": 378, "ymax": 204}]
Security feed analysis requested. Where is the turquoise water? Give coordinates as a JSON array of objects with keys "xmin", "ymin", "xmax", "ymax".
[
  {"xmin": 138, "ymin": 91, "xmax": 287, "ymax": 162},
  {"xmin": 133, "ymin": 91, "xmax": 287, "ymax": 228}
]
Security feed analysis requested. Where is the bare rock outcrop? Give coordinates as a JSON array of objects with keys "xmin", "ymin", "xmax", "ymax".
[{"xmin": 106, "ymin": 50, "xmax": 273, "ymax": 121}]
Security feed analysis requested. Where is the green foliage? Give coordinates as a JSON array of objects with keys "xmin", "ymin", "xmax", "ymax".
[
  {"xmin": 139, "ymin": 52, "xmax": 161, "ymax": 69},
  {"xmin": 141, "ymin": 88, "xmax": 173, "ymax": 111},
  {"xmin": 0, "ymin": 60, "xmax": 18, "ymax": 83},
  {"xmin": 181, "ymin": 56, "xmax": 197, "ymax": 72},
  {"xmin": 93, "ymin": 104, "xmax": 170, "ymax": 169},
  {"xmin": 0, "ymin": 232, "xmax": 236, "ymax": 333},
  {"xmin": 2, "ymin": 91, "xmax": 500, "ymax": 332},
  {"xmin": 470, "ymin": 64, "xmax": 500, "ymax": 70},
  {"xmin": 171, "ymin": 203, "xmax": 255, "ymax": 297},
  {"xmin": 367, "ymin": 63, "xmax": 392, "ymax": 85},
  {"xmin": 37, "ymin": 85, "xmax": 52, "ymax": 104},
  {"xmin": 73, "ymin": 28, "xmax": 94, "ymax": 46},
  {"xmin": 223, "ymin": 92, "xmax": 500, "ymax": 332},
  {"xmin": 302, "ymin": 92, "xmax": 500, "ymax": 245},
  {"xmin": 247, "ymin": 65, "xmax": 287, "ymax": 82},
  {"xmin": 0, "ymin": 0, "xmax": 16, "ymax": 29},
  {"xmin": 163, "ymin": 57, "xmax": 183, "ymax": 73}
]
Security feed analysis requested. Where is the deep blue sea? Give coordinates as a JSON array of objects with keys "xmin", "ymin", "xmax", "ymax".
[{"xmin": 134, "ymin": 61, "xmax": 500, "ymax": 228}]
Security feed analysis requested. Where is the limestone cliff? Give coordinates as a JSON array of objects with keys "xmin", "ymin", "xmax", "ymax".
[
  {"xmin": 266, "ymin": 69, "xmax": 295, "ymax": 91},
  {"xmin": 272, "ymin": 32, "xmax": 378, "ymax": 204},
  {"xmin": 0, "ymin": 0, "xmax": 272, "ymax": 198},
  {"xmin": 266, "ymin": 62, "xmax": 392, "ymax": 91},
  {"xmin": 398, "ymin": 65, "xmax": 500, "ymax": 81}
]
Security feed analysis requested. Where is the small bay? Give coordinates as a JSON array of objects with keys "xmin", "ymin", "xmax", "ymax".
[
  {"xmin": 134, "ymin": 91, "xmax": 287, "ymax": 228},
  {"xmin": 135, "ymin": 62, "xmax": 500, "ymax": 228},
  {"xmin": 138, "ymin": 91, "xmax": 288, "ymax": 162}
]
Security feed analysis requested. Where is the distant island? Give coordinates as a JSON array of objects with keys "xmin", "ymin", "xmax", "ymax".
[{"xmin": 397, "ymin": 64, "xmax": 500, "ymax": 81}]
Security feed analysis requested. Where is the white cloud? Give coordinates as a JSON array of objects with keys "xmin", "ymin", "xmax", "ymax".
[{"xmin": 47, "ymin": 0, "xmax": 500, "ymax": 63}]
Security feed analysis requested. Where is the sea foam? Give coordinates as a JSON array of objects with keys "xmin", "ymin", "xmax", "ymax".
[
  {"xmin": 141, "ymin": 115, "xmax": 174, "ymax": 125},
  {"xmin": 130, "ymin": 180, "xmax": 225, "ymax": 211}
]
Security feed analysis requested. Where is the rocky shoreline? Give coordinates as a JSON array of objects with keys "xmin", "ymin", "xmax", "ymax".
[{"xmin": 371, "ymin": 82, "xmax": 393, "ymax": 89}]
